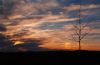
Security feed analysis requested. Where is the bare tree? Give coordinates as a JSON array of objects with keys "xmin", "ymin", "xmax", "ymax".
[{"xmin": 69, "ymin": 0, "xmax": 91, "ymax": 50}]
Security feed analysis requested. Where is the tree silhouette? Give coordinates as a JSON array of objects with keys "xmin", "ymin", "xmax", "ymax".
[{"xmin": 69, "ymin": 0, "xmax": 91, "ymax": 50}]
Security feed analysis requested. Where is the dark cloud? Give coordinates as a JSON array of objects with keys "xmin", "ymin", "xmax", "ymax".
[
  {"xmin": 8, "ymin": 0, "xmax": 60, "ymax": 17},
  {"xmin": 0, "ymin": 0, "xmax": 15, "ymax": 18},
  {"xmin": 0, "ymin": 36, "xmax": 48, "ymax": 52},
  {"xmin": 0, "ymin": 33, "xmax": 14, "ymax": 51},
  {"xmin": 8, "ymin": 20, "xmax": 20, "ymax": 26},
  {"xmin": 0, "ymin": 24, "xmax": 6, "ymax": 31},
  {"xmin": 14, "ymin": 38, "xmax": 48, "ymax": 51}
]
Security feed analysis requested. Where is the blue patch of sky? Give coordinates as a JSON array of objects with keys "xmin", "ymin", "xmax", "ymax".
[
  {"xmin": 23, "ymin": 0, "xmax": 100, "ymax": 9},
  {"xmin": 49, "ymin": 7, "xmax": 65, "ymax": 15},
  {"xmin": 82, "ymin": 0, "xmax": 100, "ymax": 5},
  {"xmin": 81, "ymin": 0, "xmax": 97, "ymax": 5},
  {"xmin": 58, "ymin": 0, "xmax": 81, "ymax": 8},
  {"xmin": 67, "ymin": 7, "xmax": 100, "ymax": 19},
  {"xmin": 67, "ymin": 9, "xmax": 100, "ymax": 24},
  {"xmin": 25, "ymin": 0, "xmax": 100, "ymax": 16},
  {"xmin": 63, "ymin": 0, "xmax": 80, "ymax": 5},
  {"xmin": 0, "ymin": 0, "xmax": 3, "ymax": 5},
  {"xmin": 36, "ymin": 21, "xmax": 72, "ymax": 30},
  {"xmin": 81, "ymin": 15, "xmax": 100, "ymax": 23},
  {"xmin": 28, "ymin": 0, "xmax": 37, "ymax": 2},
  {"xmin": 67, "ymin": 10, "xmax": 79, "ymax": 18}
]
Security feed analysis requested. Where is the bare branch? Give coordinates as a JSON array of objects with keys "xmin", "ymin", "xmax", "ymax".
[
  {"xmin": 81, "ymin": 22, "xmax": 90, "ymax": 30},
  {"xmin": 71, "ymin": 34, "xmax": 78, "ymax": 42},
  {"xmin": 80, "ymin": 33, "xmax": 88, "ymax": 40},
  {"xmin": 72, "ymin": 24, "xmax": 80, "ymax": 36}
]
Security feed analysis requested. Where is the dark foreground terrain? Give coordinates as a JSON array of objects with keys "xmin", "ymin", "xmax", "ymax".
[{"xmin": 0, "ymin": 50, "xmax": 100, "ymax": 65}]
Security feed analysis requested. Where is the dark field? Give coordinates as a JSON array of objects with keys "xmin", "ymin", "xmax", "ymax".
[{"xmin": 0, "ymin": 50, "xmax": 100, "ymax": 65}]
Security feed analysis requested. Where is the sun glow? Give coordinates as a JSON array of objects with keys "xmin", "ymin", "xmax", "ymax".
[
  {"xmin": 64, "ymin": 42, "xmax": 72, "ymax": 49},
  {"xmin": 14, "ymin": 41, "xmax": 25, "ymax": 46}
]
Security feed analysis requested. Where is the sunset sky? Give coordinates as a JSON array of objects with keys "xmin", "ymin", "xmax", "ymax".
[{"xmin": 0, "ymin": 0, "xmax": 100, "ymax": 51}]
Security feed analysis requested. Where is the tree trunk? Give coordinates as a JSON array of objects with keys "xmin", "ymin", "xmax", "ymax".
[{"xmin": 79, "ymin": 40, "xmax": 81, "ymax": 50}]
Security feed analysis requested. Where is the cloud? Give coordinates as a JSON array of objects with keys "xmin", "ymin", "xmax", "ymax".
[
  {"xmin": 9, "ymin": 0, "xmax": 60, "ymax": 19},
  {"xmin": 90, "ymin": 29, "xmax": 100, "ymax": 34},
  {"xmin": 1, "ymin": 0, "xmax": 100, "ymax": 50},
  {"xmin": 38, "ymin": 29, "xmax": 78, "ymax": 50},
  {"xmin": 0, "ymin": 24, "xmax": 6, "ymax": 32},
  {"xmin": 41, "ymin": 14, "xmax": 79, "ymax": 22},
  {"xmin": 3, "ymin": 18, "xmax": 75, "ymax": 50},
  {"xmin": 80, "ymin": 10, "xmax": 96, "ymax": 16},
  {"xmin": 64, "ymin": 4, "xmax": 100, "ymax": 11},
  {"xmin": 2, "ymin": 18, "xmax": 100, "ymax": 50}
]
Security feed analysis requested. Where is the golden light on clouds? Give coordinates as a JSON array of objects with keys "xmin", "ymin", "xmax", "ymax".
[
  {"xmin": 38, "ymin": 42, "xmax": 77, "ymax": 50},
  {"xmin": 38, "ymin": 43, "xmax": 65, "ymax": 50},
  {"xmin": 13, "ymin": 41, "xmax": 25, "ymax": 46},
  {"xmin": 1, "ymin": 14, "xmax": 99, "ymax": 50},
  {"xmin": 0, "ymin": 0, "xmax": 100, "ymax": 52}
]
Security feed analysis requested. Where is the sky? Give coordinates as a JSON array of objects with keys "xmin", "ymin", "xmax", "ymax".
[{"xmin": 0, "ymin": 0, "xmax": 100, "ymax": 52}]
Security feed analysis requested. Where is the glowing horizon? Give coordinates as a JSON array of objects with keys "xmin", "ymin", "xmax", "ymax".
[{"xmin": 0, "ymin": 0, "xmax": 100, "ymax": 51}]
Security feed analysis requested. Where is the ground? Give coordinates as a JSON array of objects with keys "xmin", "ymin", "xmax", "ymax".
[{"xmin": 0, "ymin": 50, "xmax": 100, "ymax": 65}]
